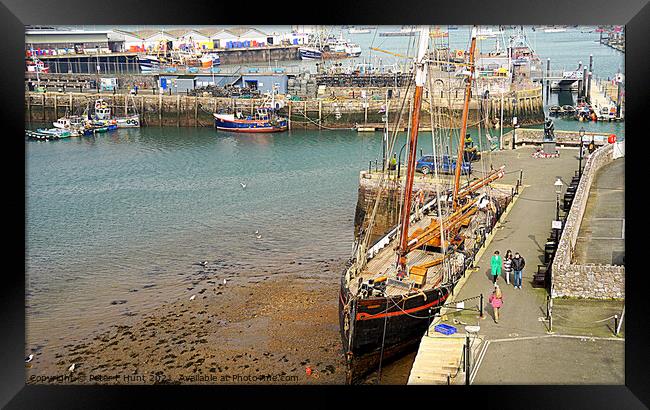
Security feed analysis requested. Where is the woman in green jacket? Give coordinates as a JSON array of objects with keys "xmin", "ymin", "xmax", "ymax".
[{"xmin": 490, "ymin": 250, "xmax": 502, "ymax": 284}]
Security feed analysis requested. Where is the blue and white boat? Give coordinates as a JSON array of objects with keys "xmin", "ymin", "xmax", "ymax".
[
  {"xmin": 298, "ymin": 46, "xmax": 323, "ymax": 60},
  {"xmin": 138, "ymin": 55, "xmax": 160, "ymax": 72}
]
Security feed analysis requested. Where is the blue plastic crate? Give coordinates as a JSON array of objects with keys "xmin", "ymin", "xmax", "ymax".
[{"xmin": 434, "ymin": 323, "xmax": 457, "ymax": 335}]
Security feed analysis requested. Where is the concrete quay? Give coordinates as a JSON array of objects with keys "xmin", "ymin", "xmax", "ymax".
[{"xmin": 407, "ymin": 145, "xmax": 624, "ymax": 385}]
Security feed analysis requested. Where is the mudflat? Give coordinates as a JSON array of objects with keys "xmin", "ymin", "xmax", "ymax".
[{"xmin": 26, "ymin": 261, "xmax": 347, "ymax": 385}]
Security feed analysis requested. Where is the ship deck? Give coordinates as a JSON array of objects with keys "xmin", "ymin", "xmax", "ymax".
[{"xmin": 349, "ymin": 187, "xmax": 511, "ymax": 298}]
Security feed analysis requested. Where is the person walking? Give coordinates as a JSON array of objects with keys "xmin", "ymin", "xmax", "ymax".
[
  {"xmin": 490, "ymin": 250, "xmax": 502, "ymax": 284},
  {"xmin": 503, "ymin": 250, "xmax": 513, "ymax": 286},
  {"xmin": 512, "ymin": 252, "xmax": 526, "ymax": 289},
  {"xmin": 489, "ymin": 284, "xmax": 504, "ymax": 323}
]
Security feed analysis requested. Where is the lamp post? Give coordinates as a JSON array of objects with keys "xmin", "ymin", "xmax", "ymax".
[
  {"xmin": 511, "ymin": 98, "xmax": 518, "ymax": 150},
  {"xmin": 554, "ymin": 177, "xmax": 564, "ymax": 221},
  {"xmin": 397, "ymin": 142, "xmax": 408, "ymax": 179},
  {"xmin": 578, "ymin": 127, "xmax": 585, "ymax": 177}
]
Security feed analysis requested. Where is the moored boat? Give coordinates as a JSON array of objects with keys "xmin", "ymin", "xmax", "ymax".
[
  {"xmin": 213, "ymin": 109, "xmax": 287, "ymax": 133},
  {"xmin": 299, "ymin": 46, "xmax": 323, "ymax": 60}
]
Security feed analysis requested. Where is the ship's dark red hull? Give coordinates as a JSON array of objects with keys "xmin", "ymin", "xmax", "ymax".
[{"xmin": 338, "ymin": 273, "xmax": 451, "ymax": 384}]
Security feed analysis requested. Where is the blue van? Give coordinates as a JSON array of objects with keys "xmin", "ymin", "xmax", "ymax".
[{"xmin": 415, "ymin": 154, "xmax": 471, "ymax": 175}]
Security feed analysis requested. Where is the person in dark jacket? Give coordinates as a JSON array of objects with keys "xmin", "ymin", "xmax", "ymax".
[{"xmin": 511, "ymin": 252, "xmax": 526, "ymax": 289}]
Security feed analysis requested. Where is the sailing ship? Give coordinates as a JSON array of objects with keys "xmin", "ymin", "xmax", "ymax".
[
  {"xmin": 213, "ymin": 85, "xmax": 288, "ymax": 133},
  {"xmin": 339, "ymin": 26, "xmax": 507, "ymax": 384}
]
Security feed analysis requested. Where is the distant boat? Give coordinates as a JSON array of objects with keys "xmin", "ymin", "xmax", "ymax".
[
  {"xmin": 53, "ymin": 115, "xmax": 86, "ymax": 130},
  {"xmin": 349, "ymin": 28, "xmax": 371, "ymax": 34},
  {"xmin": 476, "ymin": 27, "xmax": 499, "ymax": 38},
  {"xmin": 299, "ymin": 46, "xmax": 323, "ymax": 60},
  {"xmin": 544, "ymin": 27, "xmax": 567, "ymax": 33},
  {"xmin": 199, "ymin": 53, "xmax": 221, "ymax": 68},
  {"xmin": 214, "ymin": 109, "xmax": 288, "ymax": 133},
  {"xmin": 138, "ymin": 55, "xmax": 160, "ymax": 72},
  {"xmin": 214, "ymin": 86, "xmax": 287, "ymax": 133},
  {"xmin": 379, "ymin": 26, "xmax": 418, "ymax": 37}
]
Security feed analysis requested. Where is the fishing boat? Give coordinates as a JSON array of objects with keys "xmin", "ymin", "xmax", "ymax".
[
  {"xmin": 379, "ymin": 26, "xmax": 418, "ymax": 37},
  {"xmin": 53, "ymin": 115, "xmax": 86, "ymax": 130},
  {"xmin": 349, "ymin": 27, "xmax": 372, "ymax": 34},
  {"xmin": 138, "ymin": 55, "xmax": 161, "ymax": 72},
  {"xmin": 298, "ymin": 46, "xmax": 323, "ymax": 60},
  {"xmin": 213, "ymin": 109, "xmax": 288, "ymax": 133},
  {"xmin": 339, "ymin": 26, "xmax": 506, "ymax": 384},
  {"xmin": 91, "ymin": 98, "xmax": 140, "ymax": 128},
  {"xmin": 213, "ymin": 86, "xmax": 288, "ymax": 133}
]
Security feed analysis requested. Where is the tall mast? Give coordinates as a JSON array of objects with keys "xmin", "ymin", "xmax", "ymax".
[
  {"xmin": 452, "ymin": 26, "xmax": 478, "ymax": 210},
  {"xmin": 396, "ymin": 26, "xmax": 430, "ymax": 276}
]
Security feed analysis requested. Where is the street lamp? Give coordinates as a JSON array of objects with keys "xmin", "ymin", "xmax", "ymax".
[
  {"xmin": 554, "ymin": 177, "xmax": 564, "ymax": 221},
  {"xmin": 578, "ymin": 127, "xmax": 585, "ymax": 177},
  {"xmin": 511, "ymin": 98, "xmax": 518, "ymax": 150}
]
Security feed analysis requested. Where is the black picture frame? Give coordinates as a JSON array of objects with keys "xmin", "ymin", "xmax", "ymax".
[{"xmin": 2, "ymin": 0, "xmax": 648, "ymax": 407}]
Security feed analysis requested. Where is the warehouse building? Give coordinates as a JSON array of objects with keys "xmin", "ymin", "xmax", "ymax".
[{"xmin": 25, "ymin": 29, "xmax": 115, "ymax": 55}]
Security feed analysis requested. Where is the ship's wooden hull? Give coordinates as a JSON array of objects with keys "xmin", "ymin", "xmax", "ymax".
[{"xmin": 339, "ymin": 273, "xmax": 451, "ymax": 384}]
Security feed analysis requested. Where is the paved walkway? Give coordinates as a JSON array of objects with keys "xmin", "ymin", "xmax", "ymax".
[
  {"xmin": 409, "ymin": 146, "xmax": 625, "ymax": 384},
  {"xmin": 574, "ymin": 158, "xmax": 625, "ymax": 265}
]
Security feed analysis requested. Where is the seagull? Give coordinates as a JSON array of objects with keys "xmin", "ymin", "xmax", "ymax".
[
  {"xmin": 68, "ymin": 363, "xmax": 75, "ymax": 372},
  {"xmin": 25, "ymin": 354, "xmax": 34, "ymax": 363},
  {"xmin": 223, "ymin": 279, "xmax": 227, "ymax": 285},
  {"xmin": 254, "ymin": 230, "xmax": 259, "ymax": 234},
  {"xmin": 240, "ymin": 182, "xmax": 247, "ymax": 189},
  {"xmin": 189, "ymin": 295, "xmax": 196, "ymax": 301},
  {"xmin": 255, "ymin": 233, "xmax": 262, "ymax": 239},
  {"xmin": 201, "ymin": 261, "xmax": 208, "ymax": 267}
]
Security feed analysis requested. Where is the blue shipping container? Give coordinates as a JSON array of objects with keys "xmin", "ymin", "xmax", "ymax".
[{"xmin": 293, "ymin": 38, "xmax": 298, "ymax": 45}]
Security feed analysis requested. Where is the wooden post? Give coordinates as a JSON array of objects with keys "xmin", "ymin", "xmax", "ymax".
[
  {"xmin": 177, "ymin": 94, "xmax": 181, "ymax": 127},
  {"xmin": 304, "ymin": 100, "xmax": 308, "ymax": 129},
  {"xmin": 27, "ymin": 93, "xmax": 31, "ymax": 123},
  {"xmin": 194, "ymin": 96, "xmax": 198, "ymax": 127},
  {"xmin": 159, "ymin": 93, "xmax": 162, "ymax": 126},
  {"xmin": 69, "ymin": 92, "xmax": 73, "ymax": 112},
  {"xmin": 250, "ymin": 98, "xmax": 254, "ymax": 116},
  {"xmin": 124, "ymin": 94, "xmax": 128, "ymax": 117},
  {"xmin": 141, "ymin": 96, "xmax": 145, "ymax": 126},
  {"xmin": 42, "ymin": 93, "xmax": 45, "ymax": 122},
  {"xmin": 318, "ymin": 100, "xmax": 322, "ymax": 129},
  {"xmin": 54, "ymin": 94, "xmax": 58, "ymax": 119},
  {"xmin": 364, "ymin": 104, "xmax": 368, "ymax": 124}
]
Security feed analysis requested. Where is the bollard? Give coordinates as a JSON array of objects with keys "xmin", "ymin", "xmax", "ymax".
[
  {"xmin": 614, "ymin": 315, "xmax": 619, "ymax": 336},
  {"xmin": 546, "ymin": 296, "xmax": 551, "ymax": 321},
  {"xmin": 479, "ymin": 294, "xmax": 484, "ymax": 319},
  {"xmin": 427, "ymin": 308, "xmax": 432, "ymax": 336},
  {"xmin": 369, "ymin": 161, "xmax": 372, "ymax": 174}
]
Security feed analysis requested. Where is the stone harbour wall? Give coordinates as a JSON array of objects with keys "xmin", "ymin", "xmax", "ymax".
[{"xmin": 551, "ymin": 143, "xmax": 625, "ymax": 299}]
